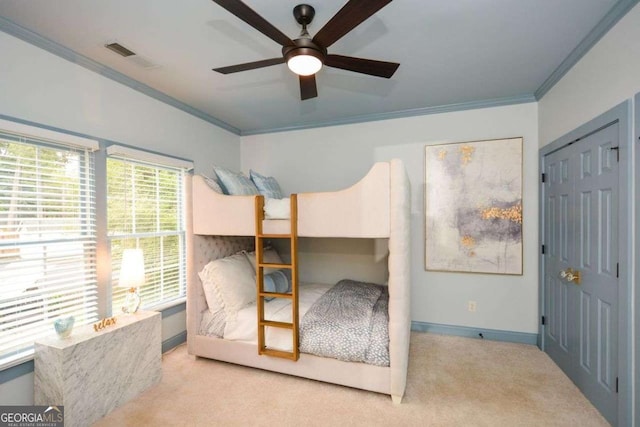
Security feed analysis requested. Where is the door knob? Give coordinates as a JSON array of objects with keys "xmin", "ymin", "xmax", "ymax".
[
  {"xmin": 565, "ymin": 269, "xmax": 581, "ymax": 284},
  {"xmin": 559, "ymin": 268, "xmax": 581, "ymax": 285}
]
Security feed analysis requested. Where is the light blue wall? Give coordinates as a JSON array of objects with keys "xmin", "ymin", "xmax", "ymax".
[
  {"xmin": 241, "ymin": 102, "xmax": 541, "ymax": 335},
  {"xmin": 0, "ymin": 32, "xmax": 240, "ymax": 175}
]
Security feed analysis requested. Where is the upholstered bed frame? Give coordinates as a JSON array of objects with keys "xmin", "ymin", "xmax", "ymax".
[{"xmin": 186, "ymin": 159, "xmax": 411, "ymax": 402}]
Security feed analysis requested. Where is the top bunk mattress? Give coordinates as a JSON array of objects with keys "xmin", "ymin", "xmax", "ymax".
[{"xmin": 192, "ymin": 160, "xmax": 409, "ymax": 238}]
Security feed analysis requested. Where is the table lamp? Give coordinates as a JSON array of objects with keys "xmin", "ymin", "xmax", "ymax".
[{"xmin": 118, "ymin": 248, "xmax": 144, "ymax": 313}]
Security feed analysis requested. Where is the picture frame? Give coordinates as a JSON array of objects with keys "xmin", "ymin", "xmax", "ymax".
[{"xmin": 424, "ymin": 137, "xmax": 523, "ymax": 275}]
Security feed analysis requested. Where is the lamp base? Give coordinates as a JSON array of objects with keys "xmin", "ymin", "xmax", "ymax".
[{"xmin": 122, "ymin": 288, "xmax": 141, "ymax": 314}]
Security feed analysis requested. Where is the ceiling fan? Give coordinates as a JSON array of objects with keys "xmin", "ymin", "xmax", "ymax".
[{"xmin": 211, "ymin": 0, "xmax": 400, "ymax": 100}]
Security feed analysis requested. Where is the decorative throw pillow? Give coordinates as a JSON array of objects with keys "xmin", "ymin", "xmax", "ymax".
[
  {"xmin": 198, "ymin": 253, "xmax": 256, "ymax": 319},
  {"xmin": 262, "ymin": 270, "xmax": 291, "ymax": 301},
  {"xmin": 244, "ymin": 247, "xmax": 284, "ymax": 275},
  {"xmin": 198, "ymin": 264, "xmax": 224, "ymax": 313},
  {"xmin": 213, "ymin": 166, "xmax": 259, "ymax": 195},
  {"xmin": 244, "ymin": 248, "xmax": 292, "ymax": 298},
  {"xmin": 201, "ymin": 174, "xmax": 223, "ymax": 193},
  {"xmin": 250, "ymin": 170, "xmax": 284, "ymax": 199}
]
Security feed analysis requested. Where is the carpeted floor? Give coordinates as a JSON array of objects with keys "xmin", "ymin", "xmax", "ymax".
[{"xmin": 94, "ymin": 332, "xmax": 609, "ymax": 426}]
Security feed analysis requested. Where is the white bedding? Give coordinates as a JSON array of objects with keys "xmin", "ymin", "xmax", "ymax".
[
  {"xmin": 264, "ymin": 197, "xmax": 290, "ymax": 219},
  {"xmin": 201, "ymin": 282, "xmax": 333, "ymax": 352}
]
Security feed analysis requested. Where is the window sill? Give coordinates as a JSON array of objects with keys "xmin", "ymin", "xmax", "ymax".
[{"xmin": 145, "ymin": 297, "xmax": 186, "ymax": 314}]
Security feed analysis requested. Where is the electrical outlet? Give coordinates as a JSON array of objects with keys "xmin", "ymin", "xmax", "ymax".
[{"xmin": 468, "ymin": 301, "xmax": 477, "ymax": 312}]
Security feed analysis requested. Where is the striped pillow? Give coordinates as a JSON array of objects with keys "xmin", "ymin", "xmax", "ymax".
[
  {"xmin": 262, "ymin": 270, "xmax": 292, "ymax": 301},
  {"xmin": 250, "ymin": 170, "xmax": 283, "ymax": 199},
  {"xmin": 214, "ymin": 166, "xmax": 259, "ymax": 195}
]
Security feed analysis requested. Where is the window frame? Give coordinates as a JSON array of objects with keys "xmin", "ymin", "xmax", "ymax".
[
  {"xmin": 0, "ymin": 120, "xmax": 99, "ymax": 369},
  {"xmin": 106, "ymin": 145, "xmax": 192, "ymax": 314},
  {"xmin": 0, "ymin": 119, "xmax": 195, "ymax": 371}
]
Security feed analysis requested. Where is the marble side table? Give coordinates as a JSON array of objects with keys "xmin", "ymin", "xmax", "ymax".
[{"xmin": 34, "ymin": 310, "xmax": 162, "ymax": 427}]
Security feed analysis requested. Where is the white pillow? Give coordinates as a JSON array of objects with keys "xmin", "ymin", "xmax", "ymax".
[
  {"xmin": 244, "ymin": 247, "xmax": 284, "ymax": 275},
  {"xmin": 264, "ymin": 198, "xmax": 290, "ymax": 219},
  {"xmin": 198, "ymin": 253, "xmax": 256, "ymax": 319},
  {"xmin": 198, "ymin": 264, "xmax": 223, "ymax": 313}
]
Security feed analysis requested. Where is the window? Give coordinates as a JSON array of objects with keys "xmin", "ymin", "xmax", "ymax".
[
  {"xmin": 0, "ymin": 129, "xmax": 97, "ymax": 367},
  {"xmin": 107, "ymin": 149, "xmax": 188, "ymax": 313}
]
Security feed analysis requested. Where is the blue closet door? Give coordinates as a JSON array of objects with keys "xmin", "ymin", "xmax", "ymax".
[{"xmin": 543, "ymin": 122, "xmax": 619, "ymax": 425}]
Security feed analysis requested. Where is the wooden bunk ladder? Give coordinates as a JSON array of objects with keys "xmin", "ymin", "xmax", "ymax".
[{"xmin": 254, "ymin": 194, "xmax": 299, "ymax": 361}]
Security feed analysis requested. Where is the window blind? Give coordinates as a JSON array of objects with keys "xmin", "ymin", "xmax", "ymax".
[
  {"xmin": 0, "ymin": 131, "xmax": 97, "ymax": 368},
  {"xmin": 107, "ymin": 155, "xmax": 186, "ymax": 313},
  {"xmin": 106, "ymin": 145, "xmax": 193, "ymax": 171}
]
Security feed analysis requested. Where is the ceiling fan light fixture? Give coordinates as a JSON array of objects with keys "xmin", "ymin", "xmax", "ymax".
[
  {"xmin": 287, "ymin": 54, "xmax": 322, "ymax": 76},
  {"xmin": 283, "ymin": 40, "xmax": 325, "ymax": 76}
]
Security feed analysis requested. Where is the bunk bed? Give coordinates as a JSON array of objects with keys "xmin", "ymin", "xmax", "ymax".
[{"xmin": 186, "ymin": 159, "xmax": 411, "ymax": 403}]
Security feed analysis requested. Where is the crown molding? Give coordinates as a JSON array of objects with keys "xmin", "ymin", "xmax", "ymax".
[
  {"xmin": 535, "ymin": 0, "xmax": 640, "ymax": 99},
  {"xmin": 240, "ymin": 95, "xmax": 537, "ymax": 136}
]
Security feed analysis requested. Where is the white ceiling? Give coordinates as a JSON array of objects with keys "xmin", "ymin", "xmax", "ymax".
[{"xmin": 0, "ymin": 0, "xmax": 624, "ymax": 134}]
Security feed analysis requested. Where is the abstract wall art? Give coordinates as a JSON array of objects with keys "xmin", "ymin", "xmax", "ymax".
[{"xmin": 424, "ymin": 137, "xmax": 523, "ymax": 275}]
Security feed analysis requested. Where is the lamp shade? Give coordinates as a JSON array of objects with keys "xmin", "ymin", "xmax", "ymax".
[{"xmin": 118, "ymin": 249, "xmax": 145, "ymax": 288}]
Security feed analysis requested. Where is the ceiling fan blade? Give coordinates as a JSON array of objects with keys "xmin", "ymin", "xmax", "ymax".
[
  {"xmin": 212, "ymin": 0, "xmax": 294, "ymax": 47},
  {"xmin": 325, "ymin": 54, "xmax": 399, "ymax": 78},
  {"xmin": 299, "ymin": 75, "xmax": 318, "ymax": 100},
  {"xmin": 313, "ymin": 0, "xmax": 392, "ymax": 48},
  {"xmin": 213, "ymin": 57, "xmax": 284, "ymax": 74}
]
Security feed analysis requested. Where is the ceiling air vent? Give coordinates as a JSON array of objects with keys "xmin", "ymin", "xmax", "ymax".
[
  {"xmin": 104, "ymin": 41, "xmax": 160, "ymax": 69},
  {"xmin": 105, "ymin": 42, "xmax": 135, "ymax": 57}
]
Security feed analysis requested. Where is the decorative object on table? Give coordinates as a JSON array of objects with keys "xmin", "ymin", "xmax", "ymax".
[
  {"xmin": 118, "ymin": 248, "xmax": 145, "ymax": 313},
  {"xmin": 53, "ymin": 315, "xmax": 75, "ymax": 338},
  {"xmin": 93, "ymin": 316, "xmax": 117, "ymax": 332},
  {"xmin": 424, "ymin": 137, "xmax": 523, "ymax": 275}
]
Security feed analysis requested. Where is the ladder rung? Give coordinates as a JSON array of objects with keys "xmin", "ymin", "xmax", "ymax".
[
  {"xmin": 259, "ymin": 262, "xmax": 292, "ymax": 269},
  {"xmin": 259, "ymin": 348, "xmax": 297, "ymax": 360},
  {"xmin": 257, "ymin": 234, "xmax": 292, "ymax": 239},
  {"xmin": 259, "ymin": 292, "xmax": 292, "ymax": 299},
  {"xmin": 260, "ymin": 320, "xmax": 293, "ymax": 329}
]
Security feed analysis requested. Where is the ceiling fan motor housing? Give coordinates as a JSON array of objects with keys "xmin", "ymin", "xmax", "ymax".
[
  {"xmin": 293, "ymin": 4, "xmax": 315, "ymax": 27},
  {"xmin": 282, "ymin": 38, "xmax": 327, "ymax": 65}
]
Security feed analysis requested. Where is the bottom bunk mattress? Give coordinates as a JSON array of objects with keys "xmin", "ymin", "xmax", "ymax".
[{"xmin": 198, "ymin": 280, "xmax": 390, "ymax": 366}]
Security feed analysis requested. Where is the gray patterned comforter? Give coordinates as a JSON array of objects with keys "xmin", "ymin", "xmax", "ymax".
[{"xmin": 299, "ymin": 279, "xmax": 389, "ymax": 366}]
